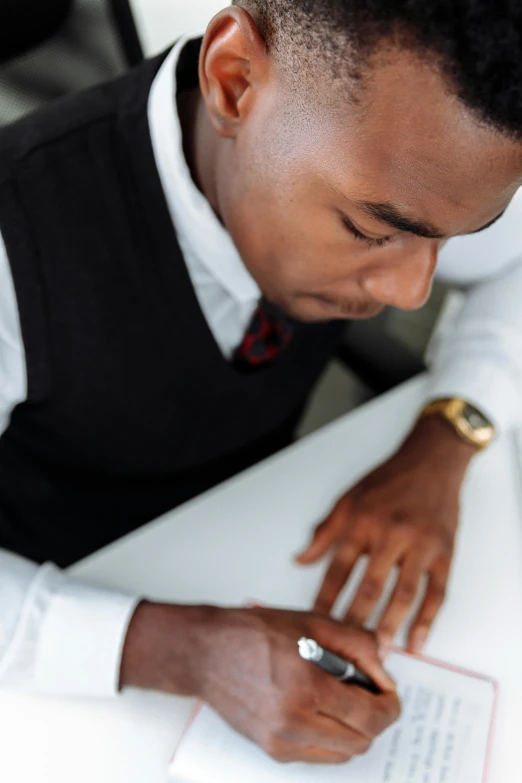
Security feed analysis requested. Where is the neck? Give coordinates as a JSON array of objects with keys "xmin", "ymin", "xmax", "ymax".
[{"xmin": 177, "ymin": 87, "xmax": 223, "ymax": 221}]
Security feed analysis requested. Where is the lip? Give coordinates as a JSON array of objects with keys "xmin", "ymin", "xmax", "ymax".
[{"xmin": 319, "ymin": 298, "xmax": 385, "ymax": 320}]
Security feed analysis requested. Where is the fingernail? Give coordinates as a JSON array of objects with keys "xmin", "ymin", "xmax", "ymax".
[
  {"xmin": 379, "ymin": 638, "xmax": 392, "ymax": 662},
  {"xmin": 412, "ymin": 632, "xmax": 427, "ymax": 654}
]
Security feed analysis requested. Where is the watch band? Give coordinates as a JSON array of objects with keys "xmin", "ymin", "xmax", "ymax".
[{"xmin": 420, "ymin": 398, "xmax": 495, "ymax": 450}]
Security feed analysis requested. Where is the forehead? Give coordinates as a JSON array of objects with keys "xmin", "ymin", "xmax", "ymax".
[{"xmin": 283, "ymin": 47, "xmax": 522, "ymax": 234}]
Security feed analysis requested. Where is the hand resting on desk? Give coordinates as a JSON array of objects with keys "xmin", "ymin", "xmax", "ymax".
[
  {"xmin": 297, "ymin": 415, "xmax": 479, "ymax": 653},
  {"xmin": 120, "ymin": 603, "xmax": 400, "ymax": 764}
]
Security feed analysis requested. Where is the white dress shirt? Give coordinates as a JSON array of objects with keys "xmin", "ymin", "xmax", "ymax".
[{"xmin": 1, "ymin": 36, "xmax": 522, "ymax": 697}]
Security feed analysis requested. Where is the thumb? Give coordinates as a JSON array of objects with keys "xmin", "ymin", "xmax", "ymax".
[
  {"xmin": 320, "ymin": 621, "xmax": 397, "ymax": 694},
  {"xmin": 295, "ymin": 496, "xmax": 350, "ymax": 564}
]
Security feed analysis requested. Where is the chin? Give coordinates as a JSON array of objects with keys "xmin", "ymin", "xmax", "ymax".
[
  {"xmin": 277, "ymin": 300, "xmax": 330, "ymax": 324},
  {"xmin": 264, "ymin": 289, "xmax": 384, "ymax": 323}
]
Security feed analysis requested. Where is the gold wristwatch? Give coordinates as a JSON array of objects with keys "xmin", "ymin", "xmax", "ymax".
[{"xmin": 419, "ymin": 398, "xmax": 495, "ymax": 450}]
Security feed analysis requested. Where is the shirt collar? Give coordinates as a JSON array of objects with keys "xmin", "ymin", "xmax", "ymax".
[{"xmin": 147, "ymin": 36, "xmax": 261, "ymax": 307}]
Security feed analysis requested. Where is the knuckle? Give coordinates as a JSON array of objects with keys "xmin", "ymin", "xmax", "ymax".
[
  {"xmin": 359, "ymin": 580, "xmax": 382, "ymax": 602},
  {"xmin": 425, "ymin": 531, "xmax": 445, "ymax": 551},
  {"xmin": 400, "ymin": 523, "xmax": 418, "ymax": 541},
  {"xmin": 395, "ymin": 583, "xmax": 417, "ymax": 604},
  {"xmin": 426, "ymin": 528, "xmax": 454, "ymax": 555},
  {"xmin": 273, "ymin": 703, "xmax": 301, "ymax": 736},
  {"xmin": 355, "ymin": 508, "xmax": 381, "ymax": 530},
  {"xmin": 390, "ymin": 511, "xmax": 414, "ymax": 530},
  {"xmin": 336, "ymin": 546, "xmax": 358, "ymax": 566},
  {"xmin": 426, "ymin": 583, "xmax": 447, "ymax": 608}
]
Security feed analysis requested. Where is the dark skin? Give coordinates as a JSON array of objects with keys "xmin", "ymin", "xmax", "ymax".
[
  {"xmin": 298, "ymin": 416, "xmax": 478, "ymax": 653},
  {"xmin": 121, "ymin": 6, "xmax": 522, "ymax": 764},
  {"xmin": 122, "ymin": 604, "xmax": 399, "ymax": 764}
]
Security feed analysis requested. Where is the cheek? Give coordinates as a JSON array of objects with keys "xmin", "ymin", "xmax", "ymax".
[
  {"xmin": 220, "ymin": 148, "xmax": 374, "ymax": 292},
  {"xmin": 220, "ymin": 174, "xmax": 313, "ymax": 282},
  {"xmin": 226, "ymin": 189, "xmax": 374, "ymax": 295}
]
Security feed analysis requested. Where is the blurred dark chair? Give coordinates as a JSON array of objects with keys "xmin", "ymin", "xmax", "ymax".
[
  {"xmin": 0, "ymin": 0, "xmax": 143, "ymax": 126},
  {"xmin": 0, "ymin": 0, "xmax": 73, "ymax": 64}
]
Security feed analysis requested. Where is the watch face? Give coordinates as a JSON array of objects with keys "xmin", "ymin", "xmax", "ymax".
[{"xmin": 462, "ymin": 404, "xmax": 491, "ymax": 430}]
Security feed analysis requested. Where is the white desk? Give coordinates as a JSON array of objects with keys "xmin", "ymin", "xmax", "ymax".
[{"xmin": 1, "ymin": 377, "xmax": 521, "ymax": 783}]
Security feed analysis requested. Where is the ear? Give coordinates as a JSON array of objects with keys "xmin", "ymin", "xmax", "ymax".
[{"xmin": 199, "ymin": 7, "xmax": 271, "ymax": 138}]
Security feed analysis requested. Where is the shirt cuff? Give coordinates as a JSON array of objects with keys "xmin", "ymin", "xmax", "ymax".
[
  {"xmin": 35, "ymin": 573, "xmax": 141, "ymax": 697},
  {"xmin": 425, "ymin": 356, "xmax": 522, "ymax": 436}
]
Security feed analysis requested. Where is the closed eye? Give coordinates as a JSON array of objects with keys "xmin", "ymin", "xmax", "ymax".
[{"xmin": 341, "ymin": 214, "xmax": 393, "ymax": 249}]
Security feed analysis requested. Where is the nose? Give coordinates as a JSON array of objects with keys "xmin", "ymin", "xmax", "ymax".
[{"xmin": 361, "ymin": 241, "xmax": 438, "ymax": 311}]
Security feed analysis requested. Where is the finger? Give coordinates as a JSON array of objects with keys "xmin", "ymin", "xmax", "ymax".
[
  {"xmin": 283, "ymin": 713, "xmax": 371, "ymax": 758},
  {"xmin": 345, "ymin": 537, "xmax": 405, "ymax": 626},
  {"xmin": 296, "ymin": 496, "xmax": 352, "ymax": 564},
  {"xmin": 276, "ymin": 745, "xmax": 351, "ymax": 765},
  {"xmin": 321, "ymin": 677, "xmax": 401, "ymax": 739},
  {"xmin": 317, "ymin": 621, "xmax": 397, "ymax": 693},
  {"xmin": 313, "ymin": 541, "xmax": 363, "ymax": 615},
  {"xmin": 408, "ymin": 557, "xmax": 451, "ymax": 654},
  {"xmin": 377, "ymin": 553, "xmax": 429, "ymax": 650}
]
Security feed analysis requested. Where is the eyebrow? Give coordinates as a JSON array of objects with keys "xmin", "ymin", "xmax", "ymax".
[{"xmin": 354, "ymin": 200, "xmax": 506, "ymax": 239}]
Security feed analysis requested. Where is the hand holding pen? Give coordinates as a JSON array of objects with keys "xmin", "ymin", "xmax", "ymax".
[{"xmin": 162, "ymin": 606, "xmax": 400, "ymax": 765}]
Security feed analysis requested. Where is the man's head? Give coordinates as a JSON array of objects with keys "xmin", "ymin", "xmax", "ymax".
[{"xmin": 195, "ymin": 1, "xmax": 522, "ymax": 321}]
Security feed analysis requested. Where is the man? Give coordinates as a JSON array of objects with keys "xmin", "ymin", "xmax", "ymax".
[{"xmin": 1, "ymin": 0, "xmax": 522, "ymax": 765}]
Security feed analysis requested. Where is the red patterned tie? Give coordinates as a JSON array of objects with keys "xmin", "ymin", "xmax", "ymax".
[{"xmin": 233, "ymin": 299, "xmax": 297, "ymax": 370}]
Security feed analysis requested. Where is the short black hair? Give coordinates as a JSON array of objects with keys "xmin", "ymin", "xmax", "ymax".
[{"xmin": 235, "ymin": 0, "xmax": 522, "ymax": 139}]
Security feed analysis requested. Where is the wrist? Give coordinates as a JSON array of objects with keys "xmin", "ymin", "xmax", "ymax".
[
  {"xmin": 120, "ymin": 601, "xmax": 221, "ymax": 697},
  {"xmin": 404, "ymin": 415, "xmax": 479, "ymax": 477}
]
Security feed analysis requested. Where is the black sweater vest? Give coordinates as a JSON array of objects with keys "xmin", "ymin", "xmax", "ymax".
[{"xmin": 0, "ymin": 43, "xmax": 343, "ymax": 566}]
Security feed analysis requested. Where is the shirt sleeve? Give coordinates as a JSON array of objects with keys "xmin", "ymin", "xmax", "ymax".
[
  {"xmin": 0, "ymin": 549, "xmax": 141, "ymax": 696},
  {"xmin": 427, "ymin": 254, "xmax": 522, "ymax": 435},
  {"xmin": 0, "ymin": 232, "xmax": 26, "ymax": 435},
  {"xmin": 0, "ymin": 232, "xmax": 141, "ymax": 696},
  {"xmin": 427, "ymin": 188, "xmax": 522, "ymax": 434}
]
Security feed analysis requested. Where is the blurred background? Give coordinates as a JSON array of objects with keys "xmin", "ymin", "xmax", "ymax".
[
  {"xmin": 131, "ymin": 0, "xmax": 225, "ymax": 51},
  {"xmin": 0, "ymin": 0, "xmax": 448, "ymax": 435}
]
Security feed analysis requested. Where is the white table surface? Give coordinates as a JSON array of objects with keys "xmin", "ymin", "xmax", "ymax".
[{"xmin": 1, "ymin": 376, "xmax": 521, "ymax": 783}]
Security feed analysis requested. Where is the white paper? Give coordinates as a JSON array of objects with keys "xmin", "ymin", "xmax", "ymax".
[{"xmin": 169, "ymin": 652, "xmax": 495, "ymax": 783}]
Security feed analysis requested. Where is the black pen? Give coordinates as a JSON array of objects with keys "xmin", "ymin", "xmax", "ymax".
[{"xmin": 298, "ymin": 637, "xmax": 380, "ymax": 694}]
